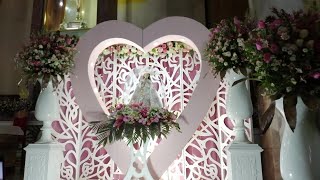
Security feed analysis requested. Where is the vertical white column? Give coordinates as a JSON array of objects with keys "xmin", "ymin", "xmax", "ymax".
[
  {"xmin": 24, "ymin": 144, "xmax": 64, "ymax": 180},
  {"xmin": 227, "ymin": 144, "xmax": 263, "ymax": 180}
]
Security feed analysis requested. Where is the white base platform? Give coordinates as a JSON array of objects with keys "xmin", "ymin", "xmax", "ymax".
[
  {"xmin": 227, "ymin": 143, "xmax": 263, "ymax": 180},
  {"xmin": 24, "ymin": 143, "xmax": 64, "ymax": 180}
]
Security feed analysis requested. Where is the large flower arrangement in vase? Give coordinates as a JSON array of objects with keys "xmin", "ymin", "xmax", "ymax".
[
  {"xmin": 206, "ymin": 17, "xmax": 255, "ymax": 143},
  {"xmin": 14, "ymin": 31, "xmax": 79, "ymax": 143},
  {"xmin": 245, "ymin": 8, "xmax": 320, "ymax": 179}
]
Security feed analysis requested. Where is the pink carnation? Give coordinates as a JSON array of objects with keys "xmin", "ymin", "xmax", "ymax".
[
  {"xmin": 130, "ymin": 103, "xmax": 141, "ymax": 108},
  {"xmin": 263, "ymin": 53, "xmax": 272, "ymax": 63},
  {"xmin": 270, "ymin": 19, "xmax": 282, "ymax": 29},
  {"xmin": 140, "ymin": 107, "xmax": 149, "ymax": 118},
  {"xmin": 233, "ymin": 17, "xmax": 241, "ymax": 26},
  {"xmin": 270, "ymin": 43, "xmax": 279, "ymax": 53},
  {"xmin": 256, "ymin": 41, "xmax": 263, "ymax": 51},
  {"xmin": 123, "ymin": 116, "xmax": 130, "ymax": 122},
  {"xmin": 116, "ymin": 104, "xmax": 124, "ymax": 110},
  {"xmin": 114, "ymin": 115, "xmax": 124, "ymax": 128},
  {"xmin": 213, "ymin": 27, "xmax": 220, "ymax": 34},
  {"xmin": 258, "ymin": 20, "xmax": 266, "ymax": 29},
  {"xmin": 311, "ymin": 72, "xmax": 320, "ymax": 79},
  {"xmin": 32, "ymin": 61, "xmax": 42, "ymax": 66},
  {"xmin": 66, "ymin": 37, "xmax": 72, "ymax": 45}
]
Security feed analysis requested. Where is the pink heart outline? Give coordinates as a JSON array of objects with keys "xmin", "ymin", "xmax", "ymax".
[{"xmin": 71, "ymin": 17, "xmax": 220, "ymax": 178}]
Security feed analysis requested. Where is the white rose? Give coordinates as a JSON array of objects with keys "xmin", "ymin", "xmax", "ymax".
[
  {"xmin": 302, "ymin": 48, "xmax": 308, "ymax": 53},
  {"xmin": 296, "ymin": 39, "xmax": 304, "ymax": 47},
  {"xmin": 295, "ymin": 68, "xmax": 302, "ymax": 73},
  {"xmin": 222, "ymin": 46, "xmax": 227, "ymax": 51},
  {"xmin": 222, "ymin": 51, "xmax": 231, "ymax": 57},
  {"xmin": 291, "ymin": 78, "xmax": 297, "ymax": 85},
  {"xmin": 123, "ymin": 48, "xmax": 129, "ymax": 53},
  {"xmin": 286, "ymin": 87, "xmax": 292, "ymax": 92},
  {"xmin": 290, "ymin": 56, "xmax": 296, "ymax": 61},
  {"xmin": 103, "ymin": 49, "xmax": 110, "ymax": 55}
]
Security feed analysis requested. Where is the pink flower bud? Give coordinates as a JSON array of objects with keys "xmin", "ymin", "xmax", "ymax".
[
  {"xmin": 311, "ymin": 72, "xmax": 320, "ymax": 79},
  {"xmin": 263, "ymin": 53, "xmax": 271, "ymax": 63},
  {"xmin": 233, "ymin": 17, "xmax": 241, "ymax": 26},
  {"xmin": 270, "ymin": 43, "xmax": 279, "ymax": 53},
  {"xmin": 256, "ymin": 41, "xmax": 263, "ymax": 51},
  {"xmin": 258, "ymin": 20, "xmax": 266, "ymax": 29}
]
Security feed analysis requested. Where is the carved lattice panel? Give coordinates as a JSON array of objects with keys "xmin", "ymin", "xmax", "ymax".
[{"xmin": 53, "ymin": 44, "xmax": 252, "ymax": 180}]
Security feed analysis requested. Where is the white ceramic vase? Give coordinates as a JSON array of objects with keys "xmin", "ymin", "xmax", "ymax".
[
  {"xmin": 279, "ymin": 97, "xmax": 320, "ymax": 180},
  {"xmin": 225, "ymin": 69, "xmax": 253, "ymax": 143},
  {"xmin": 34, "ymin": 80, "xmax": 60, "ymax": 143}
]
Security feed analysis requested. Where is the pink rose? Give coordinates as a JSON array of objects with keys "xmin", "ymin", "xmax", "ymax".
[
  {"xmin": 170, "ymin": 113, "xmax": 177, "ymax": 120},
  {"xmin": 270, "ymin": 43, "xmax": 279, "ymax": 53},
  {"xmin": 140, "ymin": 107, "xmax": 149, "ymax": 118},
  {"xmin": 256, "ymin": 41, "xmax": 263, "ymax": 51},
  {"xmin": 139, "ymin": 118, "xmax": 146, "ymax": 125},
  {"xmin": 123, "ymin": 116, "xmax": 130, "ymax": 122},
  {"xmin": 116, "ymin": 104, "xmax": 124, "ymax": 110},
  {"xmin": 263, "ymin": 53, "xmax": 271, "ymax": 63},
  {"xmin": 233, "ymin": 17, "xmax": 241, "ymax": 26},
  {"xmin": 114, "ymin": 115, "xmax": 124, "ymax": 128},
  {"xmin": 311, "ymin": 72, "xmax": 320, "ymax": 79},
  {"xmin": 32, "ymin": 61, "xmax": 42, "ymax": 67},
  {"xmin": 233, "ymin": 17, "xmax": 241, "ymax": 31},
  {"xmin": 270, "ymin": 19, "xmax": 282, "ymax": 29},
  {"xmin": 130, "ymin": 103, "xmax": 140, "ymax": 108},
  {"xmin": 66, "ymin": 37, "xmax": 72, "ymax": 45},
  {"xmin": 152, "ymin": 116, "xmax": 159, "ymax": 123},
  {"xmin": 213, "ymin": 27, "xmax": 220, "ymax": 34},
  {"xmin": 258, "ymin": 20, "xmax": 266, "ymax": 29}
]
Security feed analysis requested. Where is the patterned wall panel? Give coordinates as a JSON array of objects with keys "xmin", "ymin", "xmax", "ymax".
[{"xmin": 53, "ymin": 44, "xmax": 252, "ymax": 180}]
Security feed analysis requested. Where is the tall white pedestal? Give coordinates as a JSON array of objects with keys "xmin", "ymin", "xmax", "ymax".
[
  {"xmin": 227, "ymin": 143, "xmax": 263, "ymax": 180},
  {"xmin": 24, "ymin": 143, "xmax": 64, "ymax": 180}
]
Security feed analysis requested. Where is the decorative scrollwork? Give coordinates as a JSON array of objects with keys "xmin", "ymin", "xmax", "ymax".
[{"xmin": 53, "ymin": 44, "xmax": 252, "ymax": 180}]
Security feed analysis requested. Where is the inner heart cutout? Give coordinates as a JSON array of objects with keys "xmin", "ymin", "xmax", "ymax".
[{"xmin": 71, "ymin": 17, "xmax": 220, "ymax": 178}]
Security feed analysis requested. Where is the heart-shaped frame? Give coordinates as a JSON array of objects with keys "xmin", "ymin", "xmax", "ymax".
[{"xmin": 71, "ymin": 17, "xmax": 220, "ymax": 178}]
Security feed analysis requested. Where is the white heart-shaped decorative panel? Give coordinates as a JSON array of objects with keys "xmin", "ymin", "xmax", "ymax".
[{"xmin": 71, "ymin": 17, "xmax": 220, "ymax": 178}]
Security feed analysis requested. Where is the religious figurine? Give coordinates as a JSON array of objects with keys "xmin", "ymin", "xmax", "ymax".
[{"xmin": 129, "ymin": 73, "xmax": 163, "ymax": 108}]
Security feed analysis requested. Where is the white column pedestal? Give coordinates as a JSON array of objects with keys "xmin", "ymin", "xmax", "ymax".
[
  {"xmin": 227, "ymin": 143, "xmax": 263, "ymax": 180},
  {"xmin": 24, "ymin": 143, "xmax": 64, "ymax": 180}
]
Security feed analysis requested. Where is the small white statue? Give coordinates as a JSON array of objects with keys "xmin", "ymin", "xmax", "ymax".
[{"xmin": 129, "ymin": 72, "xmax": 163, "ymax": 108}]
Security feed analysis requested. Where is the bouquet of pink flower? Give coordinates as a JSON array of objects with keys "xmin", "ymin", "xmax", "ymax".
[
  {"xmin": 206, "ymin": 17, "xmax": 256, "ymax": 78},
  {"xmin": 245, "ymin": 8, "xmax": 320, "ymax": 130},
  {"xmin": 91, "ymin": 103, "xmax": 180, "ymax": 145},
  {"xmin": 14, "ymin": 31, "xmax": 79, "ymax": 87},
  {"xmin": 149, "ymin": 41, "xmax": 193, "ymax": 57}
]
